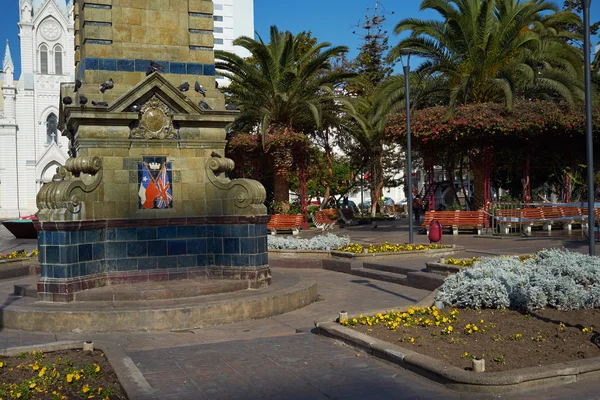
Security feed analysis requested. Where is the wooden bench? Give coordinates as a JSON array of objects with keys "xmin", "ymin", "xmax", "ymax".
[
  {"xmin": 539, "ymin": 207, "xmax": 563, "ymax": 232},
  {"xmin": 323, "ymin": 208, "xmax": 339, "ymax": 220},
  {"xmin": 496, "ymin": 207, "xmax": 552, "ymax": 234},
  {"xmin": 267, "ymin": 214, "xmax": 304, "ymax": 235},
  {"xmin": 312, "ymin": 211, "xmax": 337, "ymax": 231},
  {"xmin": 559, "ymin": 206, "xmax": 583, "ymax": 231},
  {"xmin": 423, "ymin": 211, "xmax": 485, "ymax": 235}
]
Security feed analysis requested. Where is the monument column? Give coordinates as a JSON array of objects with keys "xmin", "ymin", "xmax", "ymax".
[{"xmin": 34, "ymin": 0, "xmax": 269, "ymax": 302}]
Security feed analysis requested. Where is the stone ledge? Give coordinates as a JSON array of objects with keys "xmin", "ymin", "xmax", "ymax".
[
  {"xmin": 0, "ymin": 341, "xmax": 155, "ymax": 400},
  {"xmin": 329, "ymin": 246, "xmax": 465, "ymax": 259},
  {"xmin": 316, "ymin": 299, "xmax": 600, "ymax": 393}
]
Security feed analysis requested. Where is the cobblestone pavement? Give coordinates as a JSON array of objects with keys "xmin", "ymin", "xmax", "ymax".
[{"xmin": 2, "ymin": 223, "xmax": 600, "ymax": 398}]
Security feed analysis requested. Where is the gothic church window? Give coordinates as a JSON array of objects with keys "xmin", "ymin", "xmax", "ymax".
[
  {"xmin": 46, "ymin": 113, "xmax": 58, "ymax": 144},
  {"xmin": 54, "ymin": 45, "xmax": 63, "ymax": 75},
  {"xmin": 40, "ymin": 44, "xmax": 48, "ymax": 74}
]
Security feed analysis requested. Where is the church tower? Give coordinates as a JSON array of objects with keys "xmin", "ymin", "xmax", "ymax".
[{"xmin": 2, "ymin": 41, "xmax": 16, "ymax": 121}]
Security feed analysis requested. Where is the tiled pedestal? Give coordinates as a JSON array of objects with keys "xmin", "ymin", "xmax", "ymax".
[{"xmin": 35, "ymin": 216, "xmax": 270, "ymax": 302}]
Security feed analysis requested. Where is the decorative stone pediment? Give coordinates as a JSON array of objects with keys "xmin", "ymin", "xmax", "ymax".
[
  {"xmin": 130, "ymin": 96, "xmax": 177, "ymax": 140},
  {"xmin": 109, "ymin": 72, "xmax": 201, "ymax": 115}
]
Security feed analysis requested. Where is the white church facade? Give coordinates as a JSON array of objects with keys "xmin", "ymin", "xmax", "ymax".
[{"xmin": 0, "ymin": 0, "xmax": 74, "ymax": 219}]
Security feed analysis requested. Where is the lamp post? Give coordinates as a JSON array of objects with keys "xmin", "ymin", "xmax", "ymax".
[
  {"xmin": 400, "ymin": 49, "xmax": 414, "ymax": 244},
  {"xmin": 584, "ymin": 0, "xmax": 595, "ymax": 256}
]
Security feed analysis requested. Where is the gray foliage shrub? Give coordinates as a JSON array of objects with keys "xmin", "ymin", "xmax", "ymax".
[
  {"xmin": 267, "ymin": 233, "xmax": 350, "ymax": 251},
  {"xmin": 437, "ymin": 249, "xmax": 600, "ymax": 311}
]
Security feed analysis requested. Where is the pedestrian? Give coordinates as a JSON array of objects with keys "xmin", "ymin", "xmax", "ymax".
[{"xmin": 413, "ymin": 195, "xmax": 423, "ymax": 223}]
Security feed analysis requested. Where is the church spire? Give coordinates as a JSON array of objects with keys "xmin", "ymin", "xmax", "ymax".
[{"xmin": 3, "ymin": 40, "xmax": 13, "ymax": 72}]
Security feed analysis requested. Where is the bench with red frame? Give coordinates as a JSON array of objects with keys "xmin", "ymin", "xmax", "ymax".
[
  {"xmin": 422, "ymin": 210, "xmax": 486, "ymax": 235},
  {"xmin": 312, "ymin": 211, "xmax": 337, "ymax": 231},
  {"xmin": 267, "ymin": 214, "xmax": 304, "ymax": 235}
]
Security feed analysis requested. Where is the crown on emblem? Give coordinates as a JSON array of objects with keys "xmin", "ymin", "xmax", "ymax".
[{"xmin": 148, "ymin": 162, "xmax": 161, "ymax": 170}]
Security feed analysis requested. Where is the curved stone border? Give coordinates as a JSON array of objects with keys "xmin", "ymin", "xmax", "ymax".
[
  {"xmin": 0, "ymin": 341, "xmax": 155, "ymax": 399},
  {"xmin": 269, "ymin": 246, "xmax": 465, "ymax": 260},
  {"xmin": 2, "ymin": 277, "xmax": 317, "ymax": 333},
  {"xmin": 316, "ymin": 297, "xmax": 600, "ymax": 393}
]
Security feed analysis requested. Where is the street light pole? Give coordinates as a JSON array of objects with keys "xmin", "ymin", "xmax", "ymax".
[
  {"xmin": 584, "ymin": 0, "xmax": 595, "ymax": 256},
  {"xmin": 401, "ymin": 49, "xmax": 414, "ymax": 244}
]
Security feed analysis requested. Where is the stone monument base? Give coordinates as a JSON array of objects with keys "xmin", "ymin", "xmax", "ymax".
[{"xmin": 35, "ymin": 216, "xmax": 270, "ymax": 302}]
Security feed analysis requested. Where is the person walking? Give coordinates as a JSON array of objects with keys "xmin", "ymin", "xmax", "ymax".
[{"xmin": 413, "ymin": 195, "xmax": 423, "ymax": 223}]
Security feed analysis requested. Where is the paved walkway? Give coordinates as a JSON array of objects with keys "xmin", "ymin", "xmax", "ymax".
[{"xmin": 2, "ymin": 223, "xmax": 600, "ymax": 398}]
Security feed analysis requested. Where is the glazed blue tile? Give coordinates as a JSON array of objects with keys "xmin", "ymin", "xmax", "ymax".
[
  {"xmin": 203, "ymin": 64, "xmax": 215, "ymax": 76},
  {"xmin": 86, "ymin": 261, "xmax": 102, "ymax": 275},
  {"xmin": 231, "ymin": 225, "xmax": 248, "ymax": 238},
  {"xmin": 157, "ymin": 226, "xmax": 177, "ymax": 239},
  {"xmin": 99, "ymin": 58, "xmax": 117, "ymax": 71},
  {"xmin": 170, "ymin": 62, "xmax": 186, "ymax": 74},
  {"xmin": 231, "ymin": 255, "xmax": 249, "ymax": 267},
  {"xmin": 187, "ymin": 239, "xmax": 206, "ymax": 254},
  {"xmin": 257, "ymin": 237, "xmax": 267, "ymax": 253},
  {"xmin": 116, "ymin": 228, "xmax": 137, "ymax": 241},
  {"xmin": 117, "ymin": 59, "xmax": 135, "ymax": 71},
  {"xmin": 84, "ymin": 57, "xmax": 99, "ymax": 70},
  {"xmin": 40, "ymin": 264, "xmax": 52, "ymax": 278},
  {"xmin": 135, "ymin": 59, "xmax": 151, "ymax": 72},
  {"xmin": 105, "ymin": 260, "xmax": 119, "ymax": 272},
  {"xmin": 248, "ymin": 225, "xmax": 256, "ymax": 237},
  {"xmin": 38, "ymin": 232, "xmax": 46, "ymax": 245},
  {"xmin": 178, "ymin": 255, "xmax": 197, "ymax": 267},
  {"xmin": 177, "ymin": 226, "xmax": 196, "ymax": 238},
  {"xmin": 187, "ymin": 63, "xmax": 203, "ymax": 75},
  {"xmin": 223, "ymin": 238, "xmax": 239, "ymax": 254},
  {"xmin": 247, "ymin": 255, "xmax": 257, "ymax": 266},
  {"xmin": 127, "ymin": 241, "xmax": 147, "ymax": 257},
  {"xmin": 53, "ymin": 265, "xmax": 68, "ymax": 279},
  {"xmin": 168, "ymin": 240, "xmax": 187, "ymax": 256},
  {"xmin": 196, "ymin": 225, "xmax": 213, "ymax": 237},
  {"xmin": 117, "ymin": 259, "xmax": 138, "ymax": 271},
  {"xmin": 78, "ymin": 244, "xmax": 93, "ymax": 262},
  {"xmin": 92, "ymin": 243, "xmax": 105, "ymax": 260},
  {"xmin": 147, "ymin": 240, "xmax": 167, "ymax": 257},
  {"xmin": 156, "ymin": 61, "xmax": 170, "ymax": 73},
  {"xmin": 207, "ymin": 238, "xmax": 223, "ymax": 254},
  {"xmin": 85, "ymin": 230, "xmax": 101, "ymax": 243},
  {"xmin": 214, "ymin": 254, "xmax": 231, "ymax": 266},
  {"xmin": 157, "ymin": 256, "xmax": 178, "ymax": 269},
  {"xmin": 68, "ymin": 246, "xmax": 79, "ymax": 263},
  {"xmin": 214, "ymin": 225, "xmax": 231, "ymax": 238},
  {"xmin": 104, "ymin": 228, "xmax": 116, "ymax": 241},
  {"xmin": 197, "ymin": 254, "xmax": 212, "ymax": 266},
  {"xmin": 105, "ymin": 242, "xmax": 126, "ymax": 259},
  {"xmin": 137, "ymin": 227, "xmax": 157, "ymax": 240},
  {"xmin": 72, "ymin": 231, "xmax": 85, "ymax": 245},
  {"xmin": 240, "ymin": 238, "xmax": 256, "ymax": 254},
  {"xmin": 38, "ymin": 247, "xmax": 46, "ymax": 263},
  {"xmin": 46, "ymin": 246, "xmax": 59, "ymax": 264},
  {"xmin": 138, "ymin": 257, "xmax": 158, "ymax": 270}
]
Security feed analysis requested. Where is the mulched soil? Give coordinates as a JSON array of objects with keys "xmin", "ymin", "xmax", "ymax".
[
  {"xmin": 0, "ymin": 349, "xmax": 127, "ymax": 399},
  {"xmin": 355, "ymin": 308, "xmax": 600, "ymax": 372}
]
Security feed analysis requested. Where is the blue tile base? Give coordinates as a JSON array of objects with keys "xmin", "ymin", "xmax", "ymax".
[{"xmin": 36, "ymin": 222, "xmax": 270, "ymax": 301}]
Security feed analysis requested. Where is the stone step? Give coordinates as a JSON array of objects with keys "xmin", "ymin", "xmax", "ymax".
[
  {"xmin": 362, "ymin": 262, "xmax": 420, "ymax": 276},
  {"xmin": 350, "ymin": 268, "xmax": 408, "ymax": 286},
  {"xmin": 406, "ymin": 271, "xmax": 446, "ymax": 291}
]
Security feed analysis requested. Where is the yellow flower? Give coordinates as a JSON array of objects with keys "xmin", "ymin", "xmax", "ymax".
[
  {"xmin": 448, "ymin": 326, "xmax": 453, "ymax": 332},
  {"xmin": 16, "ymin": 393, "xmax": 21, "ymax": 398},
  {"xmin": 66, "ymin": 374, "xmax": 74, "ymax": 383},
  {"xmin": 83, "ymin": 384, "xmax": 91, "ymax": 393},
  {"xmin": 39, "ymin": 367, "xmax": 47, "ymax": 377},
  {"xmin": 32, "ymin": 363, "xmax": 39, "ymax": 371},
  {"xmin": 410, "ymin": 337, "xmax": 415, "ymax": 343},
  {"xmin": 95, "ymin": 364, "xmax": 101, "ymax": 373},
  {"xmin": 0, "ymin": 361, "xmax": 3, "ymax": 368},
  {"xmin": 29, "ymin": 382, "xmax": 36, "ymax": 389}
]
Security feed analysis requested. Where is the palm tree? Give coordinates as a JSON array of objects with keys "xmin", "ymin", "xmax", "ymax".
[
  {"xmin": 215, "ymin": 27, "xmax": 352, "ymax": 210},
  {"xmin": 389, "ymin": 0, "xmax": 583, "ymax": 111},
  {"xmin": 388, "ymin": 0, "xmax": 584, "ymax": 209}
]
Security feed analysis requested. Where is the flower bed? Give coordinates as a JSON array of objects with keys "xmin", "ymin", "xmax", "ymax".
[
  {"xmin": 338, "ymin": 242, "xmax": 448, "ymax": 254},
  {"xmin": 437, "ymin": 249, "xmax": 600, "ymax": 310},
  {"xmin": 0, "ymin": 349, "xmax": 126, "ymax": 399},
  {"xmin": 342, "ymin": 306, "xmax": 600, "ymax": 372},
  {"xmin": 268, "ymin": 234, "xmax": 350, "ymax": 251},
  {"xmin": 0, "ymin": 249, "xmax": 38, "ymax": 262}
]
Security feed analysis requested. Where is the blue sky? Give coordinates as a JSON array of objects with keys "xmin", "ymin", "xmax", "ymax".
[{"xmin": 1, "ymin": 0, "xmax": 600, "ymax": 77}]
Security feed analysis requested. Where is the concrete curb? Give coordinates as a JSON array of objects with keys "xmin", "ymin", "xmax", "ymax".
[
  {"xmin": 2, "ymin": 278, "xmax": 318, "ymax": 333},
  {"xmin": 330, "ymin": 246, "xmax": 465, "ymax": 259},
  {"xmin": 316, "ymin": 302, "xmax": 600, "ymax": 393},
  {"xmin": 0, "ymin": 341, "xmax": 155, "ymax": 399}
]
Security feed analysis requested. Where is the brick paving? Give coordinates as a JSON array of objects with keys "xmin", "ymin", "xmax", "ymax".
[{"xmin": 2, "ymin": 223, "xmax": 600, "ymax": 398}]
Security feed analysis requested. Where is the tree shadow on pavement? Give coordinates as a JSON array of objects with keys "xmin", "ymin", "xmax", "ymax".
[{"xmin": 350, "ymin": 279, "xmax": 418, "ymax": 303}]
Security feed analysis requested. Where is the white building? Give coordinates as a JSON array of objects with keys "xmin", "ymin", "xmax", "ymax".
[
  {"xmin": 0, "ymin": 0, "xmax": 254, "ymax": 219},
  {"xmin": 213, "ymin": 0, "xmax": 254, "ymax": 86},
  {"xmin": 0, "ymin": 0, "xmax": 74, "ymax": 219}
]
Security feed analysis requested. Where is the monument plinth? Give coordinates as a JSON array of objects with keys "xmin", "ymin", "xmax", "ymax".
[{"xmin": 34, "ymin": 0, "xmax": 270, "ymax": 302}]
